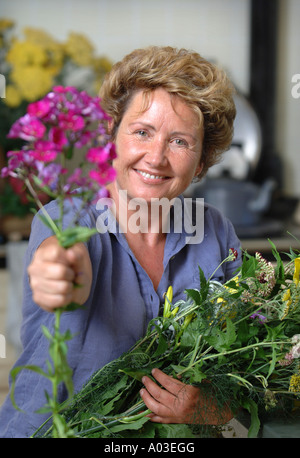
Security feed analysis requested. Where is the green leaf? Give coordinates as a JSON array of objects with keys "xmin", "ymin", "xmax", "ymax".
[
  {"xmin": 58, "ymin": 226, "xmax": 98, "ymax": 248},
  {"xmin": 241, "ymin": 252, "xmax": 257, "ymax": 279},
  {"xmin": 10, "ymin": 365, "xmax": 51, "ymax": 411},
  {"xmin": 106, "ymin": 415, "xmax": 150, "ymax": 434},
  {"xmin": 185, "ymin": 288, "xmax": 201, "ymax": 304},
  {"xmin": 240, "ymin": 397, "xmax": 260, "ymax": 438},
  {"xmin": 155, "ymin": 423, "xmax": 197, "ymax": 438},
  {"xmin": 199, "ymin": 266, "xmax": 209, "ymax": 301},
  {"xmin": 204, "ymin": 318, "xmax": 236, "ymax": 352},
  {"xmin": 153, "ymin": 333, "xmax": 168, "ymax": 357},
  {"xmin": 119, "ymin": 368, "xmax": 150, "ymax": 382},
  {"xmin": 268, "ymin": 239, "xmax": 285, "ymax": 282},
  {"xmin": 41, "ymin": 325, "xmax": 53, "ymax": 341}
]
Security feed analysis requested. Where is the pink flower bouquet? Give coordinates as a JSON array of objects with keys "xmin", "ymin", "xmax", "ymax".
[{"xmin": 1, "ymin": 85, "xmax": 116, "ymax": 247}]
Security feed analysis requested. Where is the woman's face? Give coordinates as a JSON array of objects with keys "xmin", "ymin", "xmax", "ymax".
[{"xmin": 109, "ymin": 88, "xmax": 203, "ymax": 203}]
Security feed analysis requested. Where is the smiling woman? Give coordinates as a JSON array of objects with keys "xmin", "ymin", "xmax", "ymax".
[{"xmin": 0, "ymin": 46, "xmax": 241, "ymax": 437}]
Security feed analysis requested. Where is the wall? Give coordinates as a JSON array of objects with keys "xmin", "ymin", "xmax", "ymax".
[
  {"xmin": 1, "ymin": 0, "xmax": 300, "ymax": 197},
  {"xmin": 1, "ymin": 0, "xmax": 251, "ymax": 93},
  {"xmin": 276, "ymin": 0, "xmax": 300, "ymax": 197}
]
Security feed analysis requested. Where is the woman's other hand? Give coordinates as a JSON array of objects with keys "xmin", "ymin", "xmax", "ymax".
[
  {"xmin": 27, "ymin": 235, "xmax": 92, "ymax": 312},
  {"xmin": 140, "ymin": 368, "xmax": 233, "ymax": 425}
]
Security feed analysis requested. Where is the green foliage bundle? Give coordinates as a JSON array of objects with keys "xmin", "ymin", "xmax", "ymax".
[{"xmin": 33, "ymin": 241, "xmax": 300, "ymax": 438}]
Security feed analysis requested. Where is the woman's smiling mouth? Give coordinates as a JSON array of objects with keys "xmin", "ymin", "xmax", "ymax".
[{"xmin": 135, "ymin": 169, "xmax": 170, "ymax": 181}]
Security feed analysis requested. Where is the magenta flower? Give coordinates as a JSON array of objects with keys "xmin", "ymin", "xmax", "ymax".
[
  {"xmin": 58, "ymin": 111, "xmax": 85, "ymax": 132},
  {"xmin": 49, "ymin": 127, "xmax": 68, "ymax": 148},
  {"xmin": 29, "ymin": 140, "xmax": 59, "ymax": 162},
  {"xmin": 86, "ymin": 143, "xmax": 116, "ymax": 164},
  {"xmin": 2, "ymin": 86, "xmax": 116, "ymax": 215},
  {"xmin": 27, "ymin": 99, "xmax": 52, "ymax": 118},
  {"xmin": 89, "ymin": 166, "xmax": 116, "ymax": 186},
  {"xmin": 8, "ymin": 114, "xmax": 46, "ymax": 141},
  {"xmin": 36, "ymin": 162, "xmax": 67, "ymax": 189}
]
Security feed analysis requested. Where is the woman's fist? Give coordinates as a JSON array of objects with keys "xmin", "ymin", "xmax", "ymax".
[{"xmin": 27, "ymin": 236, "xmax": 92, "ymax": 312}]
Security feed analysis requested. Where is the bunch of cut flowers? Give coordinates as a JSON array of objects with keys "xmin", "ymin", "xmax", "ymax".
[
  {"xmin": 1, "ymin": 85, "xmax": 116, "ymax": 437},
  {"xmin": 33, "ymin": 242, "xmax": 300, "ymax": 438}
]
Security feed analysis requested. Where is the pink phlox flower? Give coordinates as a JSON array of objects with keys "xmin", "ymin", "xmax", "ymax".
[
  {"xmin": 2, "ymin": 150, "xmax": 37, "ymax": 176},
  {"xmin": 58, "ymin": 111, "xmax": 85, "ymax": 132},
  {"xmin": 82, "ymin": 98, "xmax": 111, "ymax": 121},
  {"xmin": 27, "ymin": 99, "xmax": 52, "ymax": 119},
  {"xmin": 29, "ymin": 140, "xmax": 59, "ymax": 162},
  {"xmin": 36, "ymin": 162, "xmax": 67, "ymax": 190},
  {"xmin": 74, "ymin": 131, "xmax": 94, "ymax": 148},
  {"xmin": 49, "ymin": 127, "xmax": 68, "ymax": 148},
  {"xmin": 67, "ymin": 168, "xmax": 87, "ymax": 186},
  {"xmin": 64, "ymin": 168, "xmax": 91, "ymax": 195},
  {"xmin": 86, "ymin": 143, "xmax": 116, "ymax": 164},
  {"xmin": 8, "ymin": 114, "xmax": 46, "ymax": 141},
  {"xmin": 52, "ymin": 85, "xmax": 76, "ymax": 94},
  {"xmin": 89, "ymin": 164, "xmax": 117, "ymax": 186},
  {"xmin": 91, "ymin": 186, "xmax": 110, "ymax": 203}
]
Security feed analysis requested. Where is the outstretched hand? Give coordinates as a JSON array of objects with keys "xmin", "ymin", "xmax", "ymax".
[{"xmin": 27, "ymin": 235, "xmax": 92, "ymax": 312}]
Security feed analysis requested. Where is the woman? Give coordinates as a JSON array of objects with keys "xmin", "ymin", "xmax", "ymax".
[{"xmin": 0, "ymin": 46, "xmax": 240, "ymax": 437}]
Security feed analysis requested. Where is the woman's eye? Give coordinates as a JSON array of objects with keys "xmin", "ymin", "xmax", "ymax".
[
  {"xmin": 172, "ymin": 138, "xmax": 188, "ymax": 147},
  {"xmin": 136, "ymin": 130, "xmax": 147, "ymax": 137}
]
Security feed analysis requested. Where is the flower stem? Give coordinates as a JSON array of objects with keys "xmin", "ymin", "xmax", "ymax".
[{"xmin": 24, "ymin": 177, "xmax": 60, "ymax": 237}]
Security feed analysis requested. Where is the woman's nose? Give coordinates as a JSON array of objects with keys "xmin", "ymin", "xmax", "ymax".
[{"xmin": 145, "ymin": 138, "xmax": 168, "ymax": 167}]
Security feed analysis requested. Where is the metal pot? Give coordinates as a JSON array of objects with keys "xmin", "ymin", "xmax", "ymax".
[{"xmin": 193, "ymin": 177, "xmax": 276, "ymax": 227}]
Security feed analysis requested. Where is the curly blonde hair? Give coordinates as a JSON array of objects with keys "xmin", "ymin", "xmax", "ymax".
[{"xmin": 99, "ymin": 46, "xmax": 236, "ymax": 179}]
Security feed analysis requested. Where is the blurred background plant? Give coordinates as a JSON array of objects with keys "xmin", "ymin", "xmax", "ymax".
[{"xmin": 0, "ymin": 18, "xmax": 112, "ymax": 237}]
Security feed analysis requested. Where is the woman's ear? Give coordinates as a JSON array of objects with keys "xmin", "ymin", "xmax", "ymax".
[
  {"xmin": 194, "ymin": 162, "xmax": 204, "ymax": 179},
  {"xmin": 107, "ymin": 119, "xmax": 114, "ymax": 135}
]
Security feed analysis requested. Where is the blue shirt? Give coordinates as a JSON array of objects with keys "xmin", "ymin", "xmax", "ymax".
[{"xmin": 0, "ymin": 196, "xmax": 241, "ymax": 437}]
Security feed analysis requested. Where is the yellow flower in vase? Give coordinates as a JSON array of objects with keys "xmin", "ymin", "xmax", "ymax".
[
  {"xmin": 64, "ymin": 32, "xmax": 94, "ymax": 66},
  {"xmin": 4, "ymin": 85, "xmax": 22, "ymax": 108},
  {"xmin": 6, "ymin": 40, "xmax": 48, "ymax": 67},
  {"xmin": 10, "ymin": 65, "xmax": 54, "ymax": 102}
]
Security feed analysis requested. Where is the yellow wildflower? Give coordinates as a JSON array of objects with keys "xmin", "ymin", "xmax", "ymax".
[
  {"xmin": 214, "ymin": 276, "xmax": 239, "ymax": 323},
  {"xmin": 0, "ymin": 18, "xmax": 14, "ymax": 33},
  {"xmin": 22, "ymin": 27, "xmax": 64, "ymax": 75},
  {"xmin": 64, "ymin": 32, "xmax": 94, "ymax": 66},
  {"xmin": 4, "ymin": 84, "xmax": 22, "ymax": 107},
  {"xmin": 289, "ymin": 373, "xmax": 300, "ymax": 395},
  {"xmin": 280, "ymin": 257, "xmax": 300, "ymax": 320},
  {"xmin": 6, "ymin": 41, "xmax": 48, "ymax": 67},
  {"xmin": 23, "ymin": 27, "xmax": 57, "ymax": 47},
  {"xmin": 293, "ymin": 257, "xmax": 300, "ymax": 286},
  {"xmin": 10, "ymin": 65, "xmax": 54, "ymax": 101}
]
